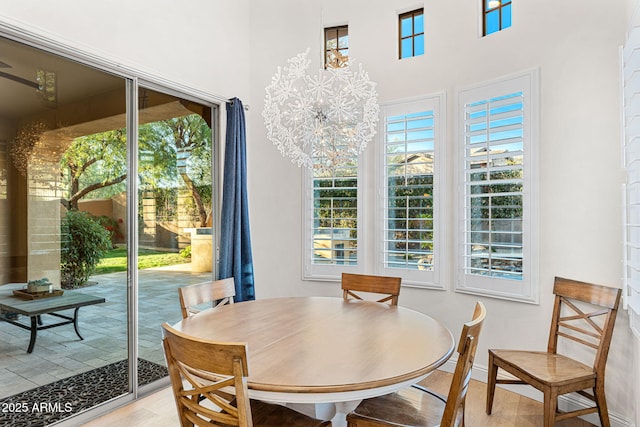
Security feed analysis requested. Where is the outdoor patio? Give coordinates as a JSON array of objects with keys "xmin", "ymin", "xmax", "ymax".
[{"xmin": 0, "ymin": 263, "xmax": 210, "ymax": 400}]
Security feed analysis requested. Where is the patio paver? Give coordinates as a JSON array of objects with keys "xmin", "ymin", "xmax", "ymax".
[{"xmin": 0, "ymin": 263, "xmax": 210, "ymax": 399}]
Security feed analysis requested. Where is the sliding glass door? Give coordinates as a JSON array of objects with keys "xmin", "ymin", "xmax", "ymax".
[
  {"xmin": 0, "ymin": 33, "xmax": 218, "ymax": 425},
  {"xmin": 0, "ymin": 34, "xmax": 131, "ymax": 425},
  {"xmin": 136, "ymin": 86, "xmax": 216, "ymax": 376}
]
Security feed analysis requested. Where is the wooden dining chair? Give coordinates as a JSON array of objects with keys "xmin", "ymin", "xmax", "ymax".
[
  {"xmin": 341, "ymin": 273, "xmax": 402, "ymax": 305},
  {"xmin": 346, "ymin": 301, "xmax": 486, "ymax": 427},
  {"xmin": 486, "ymin": 277, "xmax": 622, "ymax": 427},
  {"xmin": 161, "ymin": 322, "xmax": 332, "ymax": 427},
  {"xmin": 178, "ymin": 277, "xmax": 236, "ymax": 319}
]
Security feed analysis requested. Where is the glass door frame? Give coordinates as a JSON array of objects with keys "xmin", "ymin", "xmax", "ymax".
[
  {"xmin": 132, "ymin": 80, "xmax": 222, "ymax": 397},
  {"xmin": 0, "ymin": 20, "xmax": 223, "ymax": 423}
]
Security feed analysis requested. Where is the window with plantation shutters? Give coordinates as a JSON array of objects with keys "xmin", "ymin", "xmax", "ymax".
[
  {"xmin": 623, "ymin": 26, "xmax": 640, "ymax": 339},
  {"xmin": 456, "ymin": 70, "xmax": 539, "ymax": 303},
  {"xmin": 303, "ymin": 160, "xmax": 361, "ymax": 280},
  {"xmin": 379, "ymin": 95, "xmax": 444, "ymax": 287},
  {"xmin": 465, "ymin": 93, "xmax": 523, "ymax": 279}
]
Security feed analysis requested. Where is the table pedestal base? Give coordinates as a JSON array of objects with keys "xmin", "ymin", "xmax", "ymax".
[{"xmin": 286, "ymin": 400, "xmax": 361, "ymax": 427}]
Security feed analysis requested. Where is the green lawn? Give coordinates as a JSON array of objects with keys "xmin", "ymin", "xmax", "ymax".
[{"xmin": 94, "ymin": 247, "xmax": 190, "ymax": 275}]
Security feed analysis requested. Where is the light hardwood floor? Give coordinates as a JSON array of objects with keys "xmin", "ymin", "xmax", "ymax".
[
  {"xmin": 419, "ymin": 370, "xmax": 596, "ymax": 427},
  {"xmin": 82, "ymin": 370, "xmax": 596, "ymax": 427}
]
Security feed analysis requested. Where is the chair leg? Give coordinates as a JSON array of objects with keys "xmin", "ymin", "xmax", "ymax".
[
  {"xmin": 543, "ymin": 389, "xmax": 557, "ymax": 427},
  {"xmin": 593, "ymin": 383, "xmax": 611, "ymax": 427},
  {"xmin": 486, "ymin": 351, "xmax": 498, "ymax": 415}
]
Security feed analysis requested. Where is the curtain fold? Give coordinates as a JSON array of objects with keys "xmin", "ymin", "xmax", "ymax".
[{"xmin": 219, "ymin": 98, "xmax": 255, "ymax": 301}]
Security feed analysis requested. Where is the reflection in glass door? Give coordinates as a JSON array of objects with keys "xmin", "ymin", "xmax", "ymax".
[
  {"xmin": 0, "ymin": 31, "xmax": 219, "ymax": 426},
  {"xmin": 0, "ymin": 35, "xmax": 131, "ymax": 424},
  {"xmin": 136, "ymin": 88, "xmax": 216, "ymax": 369}
]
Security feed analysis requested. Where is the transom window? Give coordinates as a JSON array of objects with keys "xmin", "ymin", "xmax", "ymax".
[
  {"xmin": 483, "ymin": 0, "xmax": 512, "ymax": 36},
  {"xmin": 399, "ymin": 9, "xmax": 424, "ymax": 59},
  {"xmin": 325, "ymin": 25, "xmax": 349, "ymax": 68}
]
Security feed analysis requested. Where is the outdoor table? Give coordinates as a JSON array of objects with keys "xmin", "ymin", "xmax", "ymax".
[{"xmin": 0, "ymin": 284, "xmax": 105, "ymax": 353}]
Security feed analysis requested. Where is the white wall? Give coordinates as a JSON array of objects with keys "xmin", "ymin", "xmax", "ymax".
[
  {"xmin": 0, "ymin": 0, "xmax": 251, "ymax": 101},
  {"xmin": 248, "ymin": 0, "xmax": 635, "ymax": 424}
]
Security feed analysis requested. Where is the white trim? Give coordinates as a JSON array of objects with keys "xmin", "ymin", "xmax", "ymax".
[
  {"xmin": 376, "ymin": 93, "xmax": 446, "ymax": 289},
  {"xmin": 454, "ymin": 68, "xmax": 540, "ymax": 304},
  {"xmin": 622, "ymin": 44, "xmax": 630, "ymax": 314},
  {"xmin": 477, "ymin": 0, "xmax": 485, "ymax": 39},
  {"xmin": 622, "ymin": 23, "xmax": 640, "ymax": 342},
  {"xmin": 302, "ymin": 153, "xmax": 365, "ymax": 281}
]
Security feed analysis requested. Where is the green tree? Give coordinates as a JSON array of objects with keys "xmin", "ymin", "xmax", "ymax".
[
  {"xmin": 60, "ymin": 114, "xmax": 212, "ymax": 225},
  {"xmin": 60, "ymin": 129, "xmax": 127, "ymax": 210},
  {"xmin": 161, "ymin": 115, "xmax": 212, "ymax": 227}
]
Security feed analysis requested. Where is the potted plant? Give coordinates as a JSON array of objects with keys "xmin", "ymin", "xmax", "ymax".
[{"xmin": 27, "ymin": 277, "xmax": 52, "ymax": 293}]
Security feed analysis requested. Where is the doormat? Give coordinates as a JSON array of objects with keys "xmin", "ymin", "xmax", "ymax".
[{"xmin": 0, "ymin": 358, "xmax": 168, "ymax": 427}]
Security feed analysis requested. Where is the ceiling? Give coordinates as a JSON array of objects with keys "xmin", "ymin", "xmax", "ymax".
[
  {"xmin": 0, "ymin": 36, "xmax": 124, "ymax": 123},
  {"xmin": 0, "ymin": 35, "xmax": 211, "ymax": 141}
]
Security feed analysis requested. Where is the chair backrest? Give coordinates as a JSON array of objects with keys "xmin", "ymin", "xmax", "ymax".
[
  {"xmin": 440, "ymin": 301, "xmax": 486, "ymax": 427},
  {"xmin": 548, "ymin": 276, "xmax": 621, "ymax": 373},
  {"xmin": 178, "ymin": 277, "xmax": 236, "ymax": 319},
  {"xmin": 341, "ymin": 273, "xmax": 402, "ymax": 305},
  {"xmin": 161, "ymin": 322, "xmax": 254, "ymax": 427}
]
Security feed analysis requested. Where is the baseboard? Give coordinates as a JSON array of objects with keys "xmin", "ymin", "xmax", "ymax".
[{"xmin": 439, "ymin": 359, "xmax": 633, "ymax": 427}]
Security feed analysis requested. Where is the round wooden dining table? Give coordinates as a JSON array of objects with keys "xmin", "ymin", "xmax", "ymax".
[{"xmin": 172, "ymin": 296, "xmax": 455, "ymax": 427}]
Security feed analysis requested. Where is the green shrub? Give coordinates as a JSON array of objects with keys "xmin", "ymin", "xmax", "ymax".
[
  {"xmin": 61, "ymin": 210, "xmax": 112, "ymax": 289},
  {"xmin": 179, "ymin": 245, "xmax": 192, "ymax": 258}
]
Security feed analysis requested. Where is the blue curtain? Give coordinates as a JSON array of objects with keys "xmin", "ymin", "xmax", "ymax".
[{"xmin": 219, "ymin": 98, "xmax": 255, "ymax": 301}]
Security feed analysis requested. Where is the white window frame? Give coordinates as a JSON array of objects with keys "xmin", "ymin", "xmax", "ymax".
[
  {"xmin": 376, "ymin": 94, "xmax": 445, "ymax": 288},
  {"xmin": 454, "ymin": 69, "xmax": 540, "ymax": 303},
  {"xmin": 302, "ymin": 155, "xmax": 365, "ymax": 281},
  {"xmin": 622, "ymin": 27, "xmax": 640, "ymax": 339}
]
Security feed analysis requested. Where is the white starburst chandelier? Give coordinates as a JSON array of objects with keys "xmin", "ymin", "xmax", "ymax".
[{"xmin": 262, "ymin": 49, "xmax": 379, "ymax": 172}]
